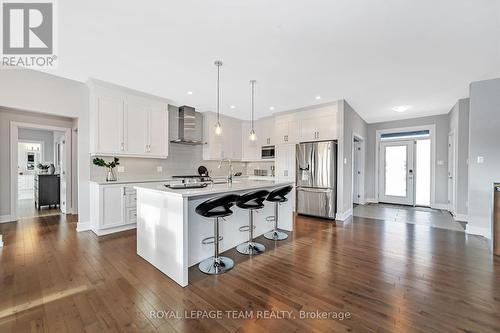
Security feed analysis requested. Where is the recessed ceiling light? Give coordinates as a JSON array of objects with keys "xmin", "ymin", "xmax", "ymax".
[
  {"xmin": 230, "ymin": 105, "xmax": 236, "ymax": 109},
  {"xmin": 315, "ymin": 96, "xmax": 321, "ymax": 100},
  {"xmin": 187, "ymin": 91, "xmax": 193, "ymax": 95},
  {"xmin": 269, "ymin": 106, "xmax": 275, "ymax": 111},
  {"xmin": 392, "ymin": 105, "xmax": 412, "ymax": 112}
]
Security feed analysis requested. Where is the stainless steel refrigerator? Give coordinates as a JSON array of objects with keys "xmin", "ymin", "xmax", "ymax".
[{"xmin": 296, "ymin": 141, "xmax": 337, "ymax": 219}]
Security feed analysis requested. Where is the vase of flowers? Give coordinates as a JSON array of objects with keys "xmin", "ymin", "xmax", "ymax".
[{"xmin": 93, "ymin": 157, "xmax": 120, "ymax": 182}]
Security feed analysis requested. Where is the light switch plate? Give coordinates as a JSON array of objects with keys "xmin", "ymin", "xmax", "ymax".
[
  {"xmin": 477, "ymin": 156, "xmax": 484, "ymax": 164},
  {"xmin": 117, "ymin": 166, "xmax": 125, "ymax": 173},
  {"xmin": 157, "ymin": 166, "xmax": 163, "ymax": 173},
  {"xmin": 344, "ymin": 158, "xmax": 347, "ymax": 164}
]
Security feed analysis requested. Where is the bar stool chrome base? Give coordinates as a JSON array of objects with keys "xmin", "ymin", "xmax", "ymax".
[
  {"xmin": 236, "ymin": 241, "xmax": 265, "ymax": 255},
  {"xmin": 198, "ymin": 256, "xmax": 234, "ymax": 275},
  {"xmin": 264, "ymin": 230, "xmax": 288, "ymax": 241}
]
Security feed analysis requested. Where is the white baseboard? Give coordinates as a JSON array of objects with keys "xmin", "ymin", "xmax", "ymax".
[
  {"xmin": 336, "ymin": 208, "xmax": 353, "ymax": 221},
  {"xmin": 76, "ymin": 221, "xmax": 91, "ymax": 232},
  {"xmin": 0, "ymin": 234, "xmax": 3, "ymax": 247},
  {"xmin": 366, "ymin": 198, "xmax": 378, "ymax": 204},
  {"xmin": 453, "ymin": 214, "xmax": 468, "ymax": 222},
  {"xmin": 466, "ymin": 225, "xmax": 490, "ymax": 238},
  {"xmin": 430, "ymin": 203, "xmax": 448, "ymax": 210},
  {"xmin": 93, "ymin": 224, "xmax": 136, "ymax": 236},
  {"xmin": 0, "ymin": 215, "xmax": 15, "ymax": 223}
]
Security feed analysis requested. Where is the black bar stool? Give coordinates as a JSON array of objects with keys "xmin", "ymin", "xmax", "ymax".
[
  {"xmin": 195, "ymin": 193, "xmax": 240, "ymax": 275},
  {"xmin": 264, "ymin": 185, "xmax": 293, "ymax": 241},
  {"xmin": 236, "ymin": 189, "xmax": 270, "ymax": 255}
]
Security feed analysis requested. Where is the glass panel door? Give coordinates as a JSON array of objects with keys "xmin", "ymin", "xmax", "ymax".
[{"xmin": 379, "ymin": 141, "xmax": 414, "ymax": 205}]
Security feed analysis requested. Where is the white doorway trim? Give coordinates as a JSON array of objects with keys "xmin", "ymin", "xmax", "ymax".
[
  {"xmin": 448, "ymin": 130, "xmax": 458, "ymax": 215},
  {"xmin": 352, "ymin": 132, "xmax": 365, "ymax": 206},
  {"xmin": 375, "ymin": 124, "xmax": 436, "ymax": 206},
  {"xmin": 10, "ymin": 121, "xmax": 73, "ymax": 221}
]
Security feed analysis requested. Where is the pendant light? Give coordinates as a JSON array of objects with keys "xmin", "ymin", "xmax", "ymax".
[
  {"xmin": 214, "ymin": 60, "xmax": 223, "ymax": 136},
  {"xmin": 249, "ymin": 80, "xmax": 257, "ymax": 141}
]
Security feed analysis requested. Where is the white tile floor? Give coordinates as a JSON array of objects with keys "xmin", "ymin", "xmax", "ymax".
[{"xmin": 353, "ymin": 203, "xmax": 465, "ymax": 232}]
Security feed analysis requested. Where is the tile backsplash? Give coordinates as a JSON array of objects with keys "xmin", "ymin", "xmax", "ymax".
[{"xmin": 91, "ymin": 144, "xmax": 249, "ymax": 182}]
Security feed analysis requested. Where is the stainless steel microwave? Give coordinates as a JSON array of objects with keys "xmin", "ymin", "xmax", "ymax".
[{"xmin": 261, "ymin": 146, "xmax": 275, "ymax": 159}]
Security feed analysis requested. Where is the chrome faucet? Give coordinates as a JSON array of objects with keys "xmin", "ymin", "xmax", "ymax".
[{"xmin": 218, "ymin": 158, "xmax": 233, "ymax": 184}]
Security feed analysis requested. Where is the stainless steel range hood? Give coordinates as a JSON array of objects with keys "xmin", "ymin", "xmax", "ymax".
[{"xmin": 169, "ymin": 105, "xmax": 205, "ymax": 145}]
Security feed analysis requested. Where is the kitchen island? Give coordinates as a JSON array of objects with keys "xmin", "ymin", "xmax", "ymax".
[{"xmin": 134, "ymin": 179, "xmax": 294, "ymax": 287}]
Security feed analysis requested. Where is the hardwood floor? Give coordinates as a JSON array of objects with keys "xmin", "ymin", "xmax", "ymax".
[
  {"xmin": 0, "ymin": 214, "xmax": 499, "ymax": 332},
  {"xmin": 17, "ymin": 199, "xmax": 61, "ymax": 219}
]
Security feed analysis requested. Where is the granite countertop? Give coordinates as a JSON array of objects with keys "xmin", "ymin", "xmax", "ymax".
[
  {"xmin": 90, "ymin": 175, "xmax": 251, "ymax": 185},
  {"xmin": 134, "ymin": 179, "xmax": 293, "ymax": 198}
]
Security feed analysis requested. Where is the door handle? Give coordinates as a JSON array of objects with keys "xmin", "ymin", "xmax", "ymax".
[{"xmin": 299, "ymin": 164, "xmax": 310, "ymax": 171}]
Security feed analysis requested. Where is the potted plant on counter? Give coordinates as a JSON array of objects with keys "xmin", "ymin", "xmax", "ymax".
[
  {"xmin": 37, "ymin": 163, "xmax": 50, "ymax": 174},
  {"xmin": 92, "ymin": 157, "xmax": 120, "ymax": 182}
]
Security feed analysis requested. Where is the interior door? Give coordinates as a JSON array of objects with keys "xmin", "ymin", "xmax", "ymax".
[
  {"xmin": 448, "ymin": 132, "xmax": 455, "ymax": 213},
  {"xmin": 379, "ymin": 141, "xmax": 414, "ymax": 205}
]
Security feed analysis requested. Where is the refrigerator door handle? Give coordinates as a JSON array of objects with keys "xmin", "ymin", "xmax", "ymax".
[{"xmin": 299, "ymin": 164, "xmax": 310, "ymax": 171}]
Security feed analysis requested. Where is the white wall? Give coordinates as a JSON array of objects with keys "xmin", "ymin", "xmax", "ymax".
[
  {"xmin": 468, "ymin": 78, "xmax": 500, "ymax": 239},
  {"xmin": 0, "ymin": 69, "xmax": 88, "ymax": 223},
  {"xmin": 337, "ymin": 100, "xmax": 367, "ymax": 219},
  {"xmin": 448, "ymin": 98, "xmax": 470, "ymax": 218},
  {"xmin": 18, "ymin": 128, "xmax": 55, "ymax": 162},
  {"xmin": 365, "ymin": 114, "xmax": 450, "ymax": 206}
]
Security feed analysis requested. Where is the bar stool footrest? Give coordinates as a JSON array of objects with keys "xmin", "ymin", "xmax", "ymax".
[{"xmin": 201, "ymin": 235, "xmax": 223, "ymax": 245}]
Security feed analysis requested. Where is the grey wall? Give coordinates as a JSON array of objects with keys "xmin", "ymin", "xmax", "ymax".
[
  {"xmin": 339, "ymin": 100, "xmax": 367, "ymax": 215},
  {"xmin": 448, "ymin": 98, "xmax": 470, "ymax": 217},
  {"xmin": 365, "ymin": 114, "xmax": 450, "ymax": 206},
  {"xmin": 18, "ymin": 128, "xmax": 55, "ymax": 162},
  {"xmin": 468, "ymin": 78, "xmax": 500, "ymax": 238},
  {"xmin": 0, "ymin": 107, "xmax": 74, "ymax": 216},
  {"xmin": 0, "ymin": 69, "xmax": 87, "ymax": 221}
]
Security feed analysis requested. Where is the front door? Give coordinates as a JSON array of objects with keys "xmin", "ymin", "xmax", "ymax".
[{"xmin": 379, "ymin": 141, "xmax": 414, "ymax": 205}]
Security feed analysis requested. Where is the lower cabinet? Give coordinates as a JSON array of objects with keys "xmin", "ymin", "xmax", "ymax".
[{"xmin": 90, "ymin": 183, "xmax": 138, "ymax": 236}]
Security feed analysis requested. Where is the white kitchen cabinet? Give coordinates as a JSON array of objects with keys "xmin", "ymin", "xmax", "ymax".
[
  {"xmin": 90, "ymin": 183, "xmax": 138, "ymax": 236},
  {"xmin": 300, "ymin": 113, "xmax": 337, "ymax": 142},
  {"xmin": 95, "ymin": 94, "xmax": 124, "ymax": 154},
  {"xmin": 275, "ymin": 144, "xmax": 296, "ymax": 182},
  {"xmin": 124, "ymin": 97, "xmax": 149, "ymax": 155},
  {"xmin": 203, "ymin": 112, "xmax": 242, "ymax": 160},
  {"xmin": 241, "ymin": 121, "xmax": 260, "ymax": 161},
  {"xmin": 89, "ymin": 79, "xmax": 169, "ymax": 158},
  {"xmin": 147, "ymin": 104, "xmax": 169, "ymax": 157},
  {"xmin": 258, "ymin": 117, "xmax": 275, "ymax": 146},
  {"xmin": 275, "ymin": 117, "xmax": 300, "ymax": 144}
]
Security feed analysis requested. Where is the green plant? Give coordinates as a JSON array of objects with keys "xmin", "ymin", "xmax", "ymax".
[{"xmin": 92, "ymin": 157, "xmax": 120, "ymax": 169}]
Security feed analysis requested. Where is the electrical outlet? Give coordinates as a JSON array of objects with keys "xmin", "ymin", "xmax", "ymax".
[
  {"xmin": 437, "ymin": 160, "xmax": 444, "ymax": 166},
  {"xmin": 157, "ymin": 166, "xmax": 163, "ymax": 173},
  {"xmin": 117, "ymin": 166, "xmax": 125, "ymax": 173},
  {"xmin": 477, "ymin": 156, "xmax": 484, "ymax": 164}
]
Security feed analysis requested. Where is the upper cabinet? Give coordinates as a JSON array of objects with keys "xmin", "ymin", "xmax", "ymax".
[
  {"xmin": 203, "ymin": 112, "xmax": 242, "ymax": 160},
  {"xmin": 89, "ymin": 80, "xmax": 169, "ymax": 158},
  {"xmin": 241, "ymin": 121, "xmax": 260, "ymax": 161},
  {"xmin": 257, "ymin": 117, "xmax": 275, "ymax": 146},
  {"xmin": 275, "ymin": 104, "xmax": 338, "ymax": 145},
  {"xmin": 275, "ymin": 116, "xmax": 300, "ymax": 144}
]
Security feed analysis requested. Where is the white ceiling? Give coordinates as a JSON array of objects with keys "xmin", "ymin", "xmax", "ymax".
[{"xmin": 49, "ymin": 0, "xmax": 500, "ymax": 123}]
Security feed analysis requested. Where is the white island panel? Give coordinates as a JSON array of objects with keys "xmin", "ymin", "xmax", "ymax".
[{"xmin": 135, "ymin": 180, "xmax": 294, "ymax": 287}]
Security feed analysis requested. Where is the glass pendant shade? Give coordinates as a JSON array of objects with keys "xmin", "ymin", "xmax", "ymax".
[{"xmin": 249, "ymin": 129, "xmax": 256, "ymax": 141}]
